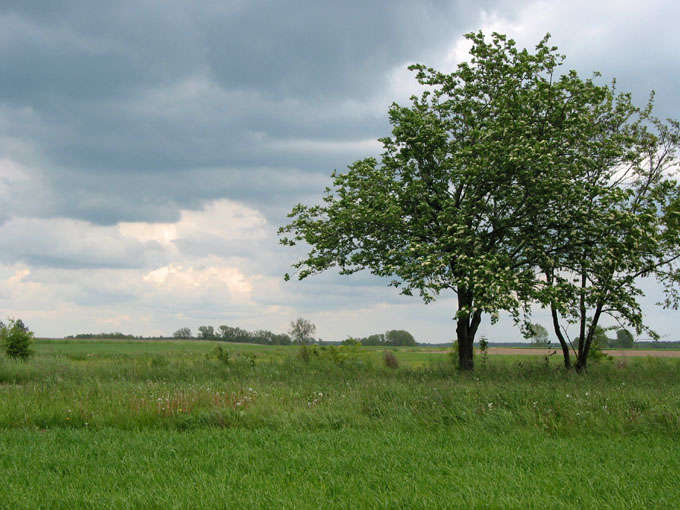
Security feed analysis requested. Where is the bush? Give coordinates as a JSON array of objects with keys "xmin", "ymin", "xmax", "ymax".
[
  {"xmin": 298, "ymin": 344, "xmax": 319, "ymax": 362},
  {"xmin": 448, "ymin": 340, "xmax": 459, "ymax": 366},
  {"xmin": 214, "ymin": 345, "xmax": 231, "ymax": 365},
  {"xmin": 1, "ymin": 318, "xmax": 34, "ymax": 360},
  {"xmin": 588, "ymin": 342, "xmax": 612, "ymax": 363}
]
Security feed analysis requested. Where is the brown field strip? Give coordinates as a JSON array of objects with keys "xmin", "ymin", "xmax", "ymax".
[
  {"xmin": 424, "ymin": 348, "xmax": 680, "ymax": 358},
  {"xmin": 486, "ymin": 348, "xmax": 680, "ymax": 357}
]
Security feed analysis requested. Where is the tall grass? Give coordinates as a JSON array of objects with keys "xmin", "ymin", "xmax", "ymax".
[
  {"xmin": 2, "ymin": 340, "xmax": 679, "ymax": 508},
  {"xmin": 0, "ymin": 341, "xmax": 678, "ymax": 435}
]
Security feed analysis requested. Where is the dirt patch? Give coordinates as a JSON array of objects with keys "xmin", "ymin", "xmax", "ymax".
[
  {"xmin": 487, "ymin": 347, "xmax": 680, "ymax": 358},
  {"xmin": 424, "ymin": 348, "xmax": 680, "ymax": 358}
]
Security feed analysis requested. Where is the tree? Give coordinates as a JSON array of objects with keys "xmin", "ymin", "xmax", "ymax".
[
  {"xmin": 533, "ymin": 110, "xmax": 680, "ymax": 370},
  {"xmin": 173, "ymin": 327, "xmax": 192, "ymax": 339},
  {"xmin": 289, "ymin": 318, "xmax": 316, "ymax": 345},
  {"xmin": 526, "ymin": 323, "xmax": 549, "ymax": 345},
  {"xmin": 614, "ymin": 329, "xmax": 635, "ymax": 348},
  {"xmin": 361, "ymin": 333, "xmax": 385, "ymax": 346},
  {"xmin": 280, "ymin": 32, "xmax": 616, "ymax": 370},
  {"xmin": 1, "ymin": 317, "xmax": 34, "ymax": 360},
  {"xmin": 384, "ymin": 329, "xmax": 416, "ymax": 346},
  {"xmin": 198, "ymin": 325, "xmax": 216, "ymax": 340}
]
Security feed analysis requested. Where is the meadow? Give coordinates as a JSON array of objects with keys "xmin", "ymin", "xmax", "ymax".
[{"xmin": 1, "ymin": 339, "xmax": 679, "ymax": 509}]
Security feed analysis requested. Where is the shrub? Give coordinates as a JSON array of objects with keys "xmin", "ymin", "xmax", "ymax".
[
  {"xmin": 298, "ymin": 344, "xmax": 319, "ymax": 362},
  {"xmin": 1, "ymin": 318, "xmax": 34, "ymax": 360},
  {"xmin": 588, "ymin": 342, "xmax": 613, "ymax": 363},
  {"xmin": 214, "ymin": 345, "xmax": 231, "ymax": 365},
  {"xmin": 479, "ymin": 336, "xmax": 489, "ymax": 368},
  {"xmin": 448, "ymin": 340, "xmax": 459, "ymax": 366}
]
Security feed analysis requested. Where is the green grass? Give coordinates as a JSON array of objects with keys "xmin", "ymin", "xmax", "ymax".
[
  {"xmin": 1, "ymin": 339, "xmax": 679, "ymax": 508},
  {"xmin": 1, "ymin": 429, "xmax": 677, "ymax": 509}
]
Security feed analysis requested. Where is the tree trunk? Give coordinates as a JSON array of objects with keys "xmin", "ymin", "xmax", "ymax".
[
  {"xmin": 575, "ymin": 303, "xmax": 604, "ymax": 373},
  {"xmin": 545, "ymin": 270, "xmax": 572, "ymax": 370},
  {"xmin": 550, "ymin": 305, "xmax": 572, "ymax": 370},
  {"xmin": 455, "ymin": 288, "xmax": 481, "ymax": 371}
]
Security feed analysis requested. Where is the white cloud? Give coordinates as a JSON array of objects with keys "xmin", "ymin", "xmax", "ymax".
[{"xmin": 143, "ymin": 261, "xmax": 253, "ymax": 297}]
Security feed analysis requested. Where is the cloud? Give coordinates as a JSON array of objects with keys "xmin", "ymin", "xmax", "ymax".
[
  {"xmin": 0, "ymin": 1, "xmax": 678, "ymax": 341},
  {"xmin": 143, "ymin": 261, "xmax": 253, "ymax": 298}
]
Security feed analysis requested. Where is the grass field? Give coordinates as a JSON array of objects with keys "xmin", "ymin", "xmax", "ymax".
[{"xmin": 1, "ymin": 339, "xmax": 679, "ymax": 509}]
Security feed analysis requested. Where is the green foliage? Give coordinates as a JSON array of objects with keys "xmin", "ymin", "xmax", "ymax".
[
  {"xmin": 592, "ymin": 326, "xmax": 611, "ymax": 349},
  {"xmin": 66, "ymin": 332, "xmax": 136, "ymax": 339},
  {"xmin": 322, "ymin": 343, "xmax": 363, "ymax": 365},
  {"xmin": 448, "ymin": 340, "xmax": 460, "ymax": 367},
  {"xmin": 587, "ymin": 342, "xmax": 613, "ymax": 363},
  {"xmin": 198, "ymin": 325, "xmax": 216, "ymax": 339},
  {"xmin": 341, "ymin": 337, "xmax": 361, "ymax": 346},
  {"xmin": 281, "ymin": 31, "xmax": 675, "ymax": 371},
  {"xmin": 173, "ymin": 327, "xmax": 192, "ymax": 339},
  {"xmin": 213, "ymin": 345, "xmax": 257, "ymax": 367},
  {"xmin": 533, "ymin": 111, "xmax": 680, "ymax": 370},
  {"xmin": 297, "ymin": 343, "xmax": 319, "ymax": 362},
  {"xmin": 213, "ymin": 345, "xmax": 231, "ymax": 365},
  {"xmin": 1, "ymin": 318, "xmax": 34, "ymax": 360},
  {"xmin": 613, "ymin": 329, "xmax": 635, "ymax": 348},
  {"xmin": 479, "ymin": 336, "xmax": 489, "ymax": 368},
  {"xmin": 384, "ymin": 329, "xmax": 416, "ymax": 346},
  {"xmin": 359, "ymin": 330, "xmax": 416, "ymax": 346}
]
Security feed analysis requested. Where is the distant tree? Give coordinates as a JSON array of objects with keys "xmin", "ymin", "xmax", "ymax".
[
  {"xmin": 614, "ymin": 329, "xmax": 635, "ymax": 348},
  {"xmin": 361, "ymin": 333, "xmax": 385, "ymax": 346},
  {"xmin": 384, "ymin": 330, "xmax": 416, "ymax": 346},
  {"xmin": 173, "ymin": 327, "xmax": 192, "ymax": 339},
  {"xmin": 1, "ymin": 317, "xmax": 34, "ymax": 360},
  {"xmin": 526, "ymin": 323, "xmax": 549, "ymax": 345},
  {"xmin": 289, "ymin": 318, "xmax": 316, "ymax": 345},
  {"xmin": 575, "ymin": 325, "xmax": 610, "ymax": 350},
  {"xmin": 342, "ymin": 337, "xmax": 361, "ymax": 346},
  {"xmin": 198, "ymin": 326, "xmax": 216, "ymax": 340},
  {"xmin": 593, "ymin": 326, "xmax": 610, "ymax": 348}
]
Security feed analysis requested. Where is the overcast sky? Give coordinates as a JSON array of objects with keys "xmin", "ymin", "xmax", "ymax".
[{"xmin": 1, "ymin": 0, "xmax": 678, "ymax": 342}]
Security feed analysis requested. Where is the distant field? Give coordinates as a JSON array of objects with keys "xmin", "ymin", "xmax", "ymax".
[{"xmin": 1, "ymin": 339, "xmax": 679, "ymax": 508}]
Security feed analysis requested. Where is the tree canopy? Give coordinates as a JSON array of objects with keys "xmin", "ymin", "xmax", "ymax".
[{"xmin": 280, "ymin": 31, "xmax": 680, "ymax": 371}]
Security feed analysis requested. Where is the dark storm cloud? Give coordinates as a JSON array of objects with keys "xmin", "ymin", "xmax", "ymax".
[{"xmin": 1, "ymin": 0, "xmax": 514, "ymax": 225}]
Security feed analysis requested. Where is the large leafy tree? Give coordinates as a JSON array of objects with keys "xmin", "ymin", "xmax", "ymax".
[{"xmin": 279, "ymin": 32, "xmax": 643, "ymax": 370}]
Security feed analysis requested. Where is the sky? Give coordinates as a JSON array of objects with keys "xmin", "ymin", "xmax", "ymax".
[{"xmin": 1, "ymin": 0, "xmax": 679, "ymax": 342}]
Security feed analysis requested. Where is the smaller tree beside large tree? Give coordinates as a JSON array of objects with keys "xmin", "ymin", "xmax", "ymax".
[{"xmin": 533, "ymin": 114, "xmax": 680, "ymax": 371}]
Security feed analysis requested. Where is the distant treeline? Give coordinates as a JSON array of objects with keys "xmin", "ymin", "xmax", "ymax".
[
  {"xmin": 66, "ymin": 332, "xmax": 139, "ymax": 339},
  {"xmin": 175, "ymin": 326, "xmax": 294, "ymax": 345},
  {"xmin": 633, "ymin": 341, "xmax": 680, "ymax": 349},
  {"xmin": 356, "ymin": 330, "xmax": 417, "ymax": 347},
  {"xmin": 174, "ymin": 326, "xmax": 418, "ymax": 347}
]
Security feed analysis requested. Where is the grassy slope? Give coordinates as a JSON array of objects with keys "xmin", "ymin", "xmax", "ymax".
[{"xmin": 0, "ymin": 339, "xmax": 678, "ymax": 509}]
